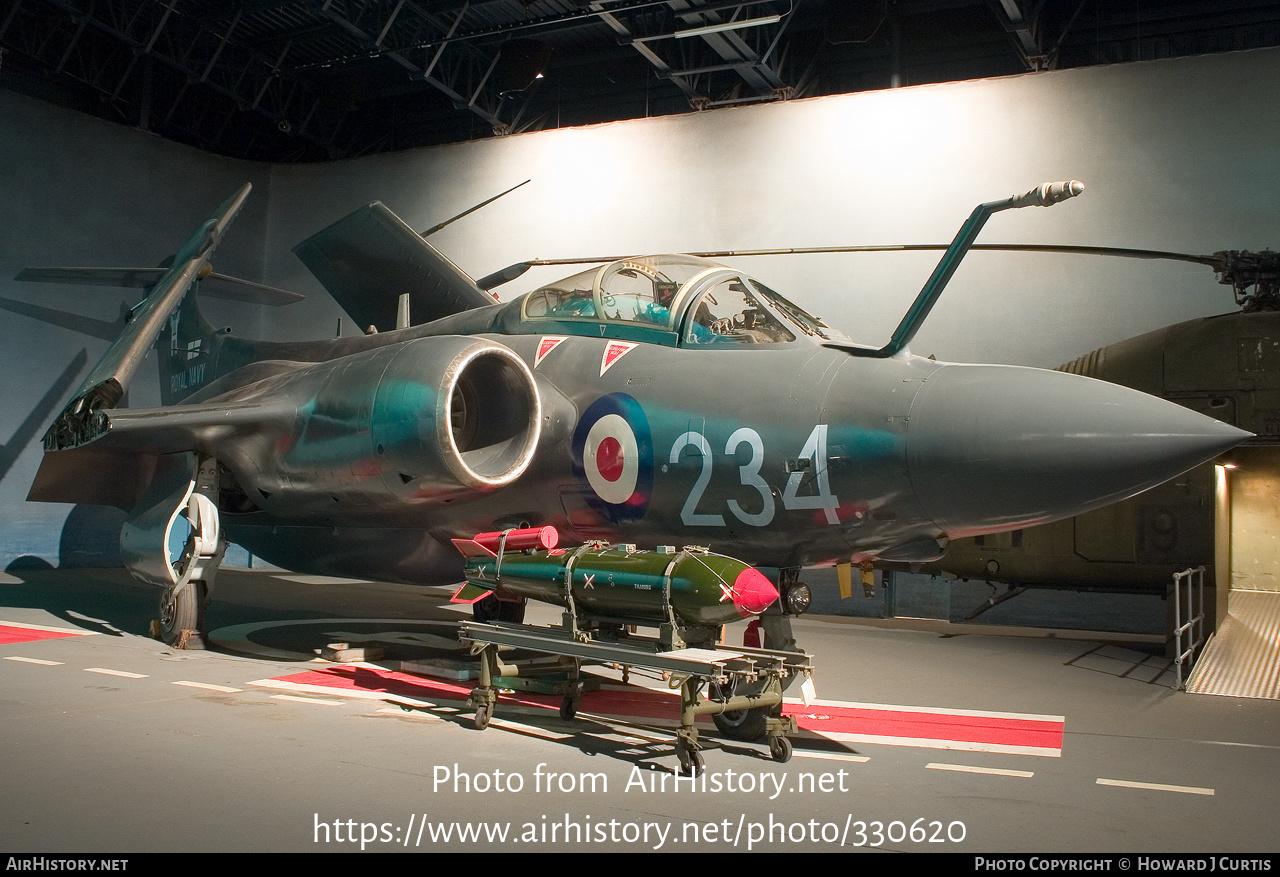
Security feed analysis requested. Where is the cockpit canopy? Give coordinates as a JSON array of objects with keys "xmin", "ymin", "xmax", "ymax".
[{"xmin": 520, "ymin": 255, "xmax": 842, "ymax": 346}]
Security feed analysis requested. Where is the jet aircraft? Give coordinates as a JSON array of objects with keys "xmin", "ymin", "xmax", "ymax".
[{"xmin": 22, "ymin": 181, "xmax": 1249, "ymax": 651}]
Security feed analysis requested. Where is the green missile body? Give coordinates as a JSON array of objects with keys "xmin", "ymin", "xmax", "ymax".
[{"xmin": 451, "ymin": 527, "xmax": 778, "ymax": 627}]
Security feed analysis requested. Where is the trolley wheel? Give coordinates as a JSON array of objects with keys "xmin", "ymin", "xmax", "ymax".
[
  {"xmin": 712, "ymin": 706, "xmax": 769, "ymax": 742},
  {"xmin": 678, "ymin": 748, "xmax": 705, "ymax": 777},
  {"xmin": 474, "ymin": 701, "xmax": 492, "ymax": 731},
  {"xmin": 769, "ymin": 735, "xmax": 793, "ymax": 764},
  {"xmin": 709, "ymin": 682, "xmax": 769, "ymax": 741},
  {"xmin": 559, "ymin": 695, "xmax": 579, "ymax": 721}
]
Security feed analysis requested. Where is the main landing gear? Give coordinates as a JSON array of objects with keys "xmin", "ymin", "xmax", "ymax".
[
  {"xmin": 125, "ymin": 453, "xmax": 225, "ymax": 649},
  {"xmin": 157, "ymin": 580, "xmax": 208, "ymax": 650}
]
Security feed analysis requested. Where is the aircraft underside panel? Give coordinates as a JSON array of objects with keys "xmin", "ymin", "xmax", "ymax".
[{"xmin": 226, "ymin": 520, "xmax": 465, "ymax": 585}]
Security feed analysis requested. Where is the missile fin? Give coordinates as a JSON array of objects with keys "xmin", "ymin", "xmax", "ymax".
[
  {"xmin": 452, "ymin": 538, "xmax": 497, "ymax": 558},
  {"xmin": 451, "ymin": 582, "xmax": 494, "ymax": 604}
]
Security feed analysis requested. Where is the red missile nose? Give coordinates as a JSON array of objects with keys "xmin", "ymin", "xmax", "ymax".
[{"xmin": 732, "ymin": 568, "xmax": 779, "ymax": 618}]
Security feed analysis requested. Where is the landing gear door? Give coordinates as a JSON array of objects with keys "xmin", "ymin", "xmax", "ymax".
[{"xmin": 120, "ymin": 451, "xmax": 200, "ymax": 588}]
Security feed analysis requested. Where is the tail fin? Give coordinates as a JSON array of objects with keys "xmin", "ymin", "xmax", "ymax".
[
  {"xmin": 293, "ymin": 201, "xmax": 497, "ymax": 332},
  {"xmin": 158, "ymin": 269, "xmax": 226, "ymax": 406},
  {"xmin": 42, "ymin": 184, "xmax": 251, "ymax": 452}
]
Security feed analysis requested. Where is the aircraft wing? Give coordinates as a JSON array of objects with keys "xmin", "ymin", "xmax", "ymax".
[
  {"xmin": 28, "ymin": 398, "xmax": 293, "ymax": 510},
  {"xmin": 44, "ymin": 184, "xmax": 253, "ymax": 422},
  {"xmin": 293, "ymin": 201, "xmax": 497, "ymax": 331}
]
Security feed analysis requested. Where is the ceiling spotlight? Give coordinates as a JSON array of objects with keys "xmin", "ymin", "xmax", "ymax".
[{"xmin": 674, "ymin": 14, "xmax": 781, "ymax": 39}]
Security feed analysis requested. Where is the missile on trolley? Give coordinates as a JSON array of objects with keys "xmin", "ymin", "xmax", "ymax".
[{"xmin": 450, "ymin": 526, "xmax": 779, "ymax": 628}]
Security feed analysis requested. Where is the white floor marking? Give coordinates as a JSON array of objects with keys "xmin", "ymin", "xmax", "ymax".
[
  {"xmin": 784, "ymin": 697, "xmax": 1064, "ymax": 723},
  {"xmin": 612, "ymin": 730, "xmax": 676, "ymax": 744},
  {"xmin": 274, "ymin": 575, "xmax": 373, "ymax": 585},
  {"xmin": 816, "ymin": 731, "xmax": 1059, "ymax": 758},
  {"xmin": 273, "ymin": 694, "xmax": 344, "ymax": 705},
  {"xmin": 375, "ymin": 707, "xmax": 443, "ymax": 720},
  {"xmin": 794, "ymin": 752, "xmax": 871, "ymax": 763},
  {"xmin": 173, "ymin": 681, "xmax": 242, "ymax": 692},
  {"xmin": 0, "ymin": 619, "xmax": 97, "ymax": 635},
  {"xmin": 84, "ymin": 668, "xmax": 147, "ymax": 678},
  {"xmin": 488, "ymin": 717, "xmax": 575, "ymax": 740},
  {"xmin": 927, "ymin": 762, "xmax": 1034, "ymax": 777},
  {"xmin": 249, "ymin": 677, "xmax": 436, "ymax": 708},
  {"xmin": 4, "ymin": 656, "xmax": 63, "ymax": 665},
  {"xmin": 1096, "ymin": 778, "xmax": 1214, "ymax": 795}
]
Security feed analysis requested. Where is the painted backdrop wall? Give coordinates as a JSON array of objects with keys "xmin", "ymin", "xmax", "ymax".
[{"xmin": 2, "ymin": 46, "xmax": 1277, "ymax": 568}]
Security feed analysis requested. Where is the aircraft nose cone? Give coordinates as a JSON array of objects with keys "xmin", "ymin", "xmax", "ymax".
[
  {"xmin": 906, "ymin": 364, "xmax": 1250, "ymax": 535},
  {"xmin": 731, "ymin": 568, "xmax": 780, "ymax": 618}
]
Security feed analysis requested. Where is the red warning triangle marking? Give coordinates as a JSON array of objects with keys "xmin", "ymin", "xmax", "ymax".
[
  {"xmin": 535, "ymin": 335, "xmax": 567, "ymax": 367},
  {"xmin": 600, "ymin": 341, "xmax": 638, "ymax": 376}
]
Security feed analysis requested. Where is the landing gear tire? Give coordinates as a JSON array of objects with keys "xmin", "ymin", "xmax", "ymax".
[
  {"xmin": 769, "ymin": 736, "xmax": 793, "ymax": 764},
  {"xmin": 559, "ymin": 695, "xmax": 579, "ymax": 721},
  {"xmin": 474, "ymin": 701, "xmax": 492, "ymax": 730},
  {"xmin": 157, "ymin": 582, "xmax": 206, "ymax": 649}
]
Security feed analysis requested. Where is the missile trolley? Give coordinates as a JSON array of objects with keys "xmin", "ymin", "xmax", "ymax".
[{"xmin": 450, "ymin": 527, "xmax": 814, "ymax": 774}]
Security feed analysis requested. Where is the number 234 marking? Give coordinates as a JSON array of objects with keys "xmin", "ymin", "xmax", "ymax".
[{"xmin": 668, "ymin": 425, "xmax": 839, "ymax": 527}]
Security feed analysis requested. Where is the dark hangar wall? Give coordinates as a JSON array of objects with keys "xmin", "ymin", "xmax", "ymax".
[
  {"xmin": 0, "ymin": 93, "xmax": 271, "ymax": 568},
  {"xmin": 1, "ymin": 46, "xmax": 1278, "ymax": 569}
]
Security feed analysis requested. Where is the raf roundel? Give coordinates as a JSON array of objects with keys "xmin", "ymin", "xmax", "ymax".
[
  {"xmin": 584, "ymin": 414, "xmax": 637, "ymax": 504},
  {"xmin": 573, "ymin": 394, "xmax": 653, "ymax": 521}
]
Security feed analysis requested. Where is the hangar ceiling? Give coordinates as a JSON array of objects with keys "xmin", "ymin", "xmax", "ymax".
[{"xmin": 2, "ymin": 0, "xmax": 1279, "ymax": 163}]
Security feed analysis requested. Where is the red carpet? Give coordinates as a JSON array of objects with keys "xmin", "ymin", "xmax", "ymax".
[{"xmin": 263, "ymin": 664, "xmax": 1064, "ymax": 756}]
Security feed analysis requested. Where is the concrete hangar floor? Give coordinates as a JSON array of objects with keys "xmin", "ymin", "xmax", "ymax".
[{"xmin": 0, "ymin": 567, "xmax": 1275, "ymax": 854}]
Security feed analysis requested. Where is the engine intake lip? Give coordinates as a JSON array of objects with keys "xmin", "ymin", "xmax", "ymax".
[{"xmin": 438, "ymin": 340, "xmax": 542, "ymax": 490}]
